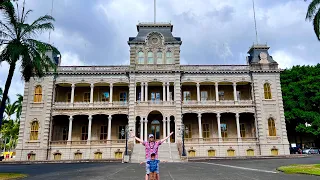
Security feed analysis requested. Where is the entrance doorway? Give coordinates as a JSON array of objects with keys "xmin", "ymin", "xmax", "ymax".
[{"xmin": 151, "ymin": 120, "xmax": 161, "ymax": 140}]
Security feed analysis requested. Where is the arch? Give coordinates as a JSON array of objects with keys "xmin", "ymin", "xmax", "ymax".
[
  {"xmin": 147, "ymin": 110, "xmax": 164, "ymax": 118},
  {"xmin": 151, "ymin": 120, "xmax": 160, "ymax": 125},
  {"xmin": 115, "ymin": 149, "xmax": 123, "ymax": 159},
  {"xmin": 227, "ymin": 149, "xmax": 235, "ymax": 157},
  {"xmin": 53, "ymin": 153, "xmax": 62, "ymax": 160},
  {"xmin": 145, "ymin": 31, "xmax": 165, "ymax": 44},
  {"xmin": 271, "ymin": 148, "xmax": 279, "ymax": 156},
  {"xmin": 74, "ymin": 152, "xmax": 82, "ymax": 160},
  {"xmin": 188, "ymin": 149, "xmax": 196, "ymax": 157},
  {"xmin": 268, "ymin": 118, "xmax": 276, "ymax": 136},
  {"xmin": 30, "ymin": 120, "xmax": 39, "ymax": 140},
  {"xmin": 208, "ymin": 149, "xmax": 216, "ymax": 157},
  {"xmin": 246, "ymin": 149, "xmax": 254, "ymax": 156},
  {"xmin": 137, "ymin": 51, "xmax": 145, "ymax": 64},
  {"xmin": 34, "ymin": 85, "xmax": 42, "ymax": 102},
  {"xmin": 263, "ymin": 83, "xmax": 272, "ymax": 99},
  {"xmin": 94, "ymin": 152, "xmax": 103, "ymax": 159}
]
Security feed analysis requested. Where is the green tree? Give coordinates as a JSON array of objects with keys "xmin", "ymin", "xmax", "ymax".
[
  {"xmin": 4, "ymin": 98, "xmax": 17, "ymax": 120},
  {"xmin": 0, "ymin": 1, "xmax": 60, "ymax": 128},
  {"xmin": 15, "ymin": 94, "xmax": 22, "ymax": 120},
  {"xmin": 0, "ymin": 87, "xmax": 2, "ymax": 102},
  {"xmin": 281, "ymin": 64, "xmax": 320, "ymax": 144},
  {"xmin": 305, "ymin": 0, "xmax": 320, "ymax": 40}
]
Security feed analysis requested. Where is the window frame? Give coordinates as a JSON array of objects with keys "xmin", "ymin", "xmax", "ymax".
[
  {"xmin": 268, "ymin": 118, "xmax": 276, "ymax": 136},
  {"xmin": 81, "ymin": 126, "xmax": 88, "ymax": 140},
  {"xmin": 147, "ymin": 51, "xmax": 154, "ymax": 64},
  {"xmin": 100, "ymin": 125, "xmax": 108, "ymax": 140},
  {"xmin": 54, "ymin": 153, "xmax": 62, "ymax": 160},
  {"xmin": 208, "ymin": 150, "xmax": 216, "ymax": 157},
  {"xmin": 221, "ymin": 123, "xmax": 228, "ymax": 138},
  {"xmin": 166, "ymin": 51, "xmax": 173, "ymax": 64},
  {"xmin": 83, "ymin": 92, "xmax": 90, "ymax": 102},
  {"xmin": 138, "ymin": 51, "xmax": 145, "ymax": 64},
  {"xmin": 94, "ymin": 152, "xmax": 102, "ymax": 159},
  {"xmin": 184, "ymin": 124, "xmax": 192, "ymax": 139},
  {"xmin": 183, "ymin": 91, "xmax": 191, "ymax": 101},
  {"xmin": 201, "ymin": 91, "xmax": 208, "ymax": 101},
  {"xmin": 156, "ymin": 51, "xmax": 163, "ymax": 64},
  {"xmin": 264, "ymin": 83, "xmax": 272, "ymax": 99},
  {"xmin": 34, "ymin": 85, "xmax": 43, "ymax": 103},
  {"xmin": 118, "ymin": 125, "xmax": 126, "ymax": 139},
  {"xmin": 30, "ymin": 121, "xmax": 39, "ymax": 141},
  {"xmin": 240, "ymin": 123, "xmax": 246, "ymax": 138},
  {"xmin": 74, "ymin": 152, "xmax": 82, "ymax": 160},
  {"xmin": 202, "ymin": 123, "xmax": 210, "ymax": 139}
]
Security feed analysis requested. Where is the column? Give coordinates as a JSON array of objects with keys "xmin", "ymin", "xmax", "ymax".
[
  {"xmin": 163, "ymin": 82, "xmax": 166, "ymax": 102},
  {"xmin": 233, "ymin": 82, "xmax": 237, "ymax": 102},
  {"xmin": 109, "ymin": 83, "xmax": 113, "ymax": 103},
  {"xmin": 70, "ymin": 84, "xmax": 75, "ymax": 104},
  {"xmin": 162, "ymin": 118, "xmax": 167, "ymax": 143},
  {"xmin": 90, "ymin": 83, "xmax": 94, "ymax": 104},
  {"xmin": 87, "ymin": 115, "xmax": 92, "ymax": 144},
  {"xmin": 107, "ymin": 115, "xmax": 112, "ymax": 141},
  {"xmin": 140, "ymin": 119, "xmax": 144, "ymax": 141},
  {"xmin": 145, "ymin": 83, "xmax": 148, "ymax": 102},
  {"xmin": 141, "ymin": 82, "xmax": 144, "ymax": 102},
  {"xmin": 250, "ymin": 83, "xmax": 254, "ymax": 101},
  {"xmin": 166, "ymin": 82, "xmax": 170, "ymax": 101},
  {"xmin": 215, "ymin": 82, "xmax": 219, "ymax": 101},
  {"xmin": 144, "ymin": 118, "xmax": 148, "ymax": 141},
  {"xmin": 236, "ymin": 113, "xmax": 241, "ymax": 140},
  {"xmin": 198, "ymin": 113, "xmax": 203, "ymax": 139},
  {"xmin": 68, "ymin": 116, "xmax": 73, "ymax": 142},
  {"xmin": 167, "ymin": 118, "xmax": 171, "ymax": 143},
  {"xmin": 196, "ymin": 82, "xmax": 200, "ymax": 102},
  {"xmin": 217, "ymin": 113, "xmax": 222, "ymax": 139}
]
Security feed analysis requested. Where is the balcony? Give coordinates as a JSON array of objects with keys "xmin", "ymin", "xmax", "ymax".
[
  {"xmin": 50, "ymin": 140, "xmax": 126, "ymax": 146},
  {"xmin": 182, "ymin": 100, "xmax": 253, "ymax": 106},
  {"xmin": 53, "ymin": 101, "xmax": 128, "ymax": 109},
  {"xmin": 184, "ymin": 138, "xmax": 258, "ymax": 144},
  {"xmin": 136, "ymin": 100, "xmax": 175, "ymax": 106}
]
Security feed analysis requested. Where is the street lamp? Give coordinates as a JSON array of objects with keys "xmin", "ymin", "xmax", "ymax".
[
  {"xmin": 179, "ymin": 124, "xmax": 189, "ymax": 157},
  {"xmin": 121, "ymin": 125, "xmax": 129, "ymax": 156}
]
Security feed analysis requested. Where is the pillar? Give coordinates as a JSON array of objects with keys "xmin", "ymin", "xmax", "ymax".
[
  {"xmin": 163, "ymin": 119, "xmax": 167, "ymax": 143},
  {"xmin": 107, "ymin": 115, "xmax": 112, "ymax": 140},
  {"xmin": 215, "ymin": 82, "xmax": 219, "ymax": 102},
  {"xmin": 68, "ymin": 116, "xmax": 73, "ymax": 142},
  {"xmin": 140, "ymin": 119, "xmax": 144, "ymax": 142},
  {"xmin": 166, "ymin": 82, "xmax": 170, "ymax": 101},
  {"xmin": 250, "ymin": 83, "xmax": 254, "ymax": 101},
  {"xmin": 217, "ymin": 113, "xmax": 222, "ymax": 139},
  {"xmin": 144, "ymin": 118, "xmax": 148, "ymax": 141},
  {"xmin": 233, "ymin": 82, "xmax": 237, "ymax": 102},
  {"xmin": 198, "ymin": 113, "xmax": 202, "ymax": 138},
  {"xmin": 90, "ymin": 83, "xmax": 94, "ymax": 104},
  {"xmin": 145, "ymin": 83, "xmax": 148, "ymax": 102},
  {"xmin": 236, "ymin": 113, "xmax": 241, "ymax": 140},
  {"xmin": 163, "ymin": 82, "xmax": 166, "ymax": 102},
  {"xmin": 141, "ymin": 82, "xmax": 144, "ymax": 102},
  {"xmin": 70, "ymin": 84, "xmax": 75, "ymax": 104},
  {"xmin": 196, "ymin": 82, "xmax": 200, "ymax": 102},
  {"xmin": 167, "ymin": 118, "xmax": 171, "ymax": 143},
  {"xmin": 109, "ymin": 83, "xmax": 113, "ymax": 103},
  {"xmin": 87, "ymin": 115, "xmax": 92, "ymax": 144}
]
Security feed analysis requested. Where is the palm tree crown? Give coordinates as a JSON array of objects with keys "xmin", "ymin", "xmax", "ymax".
[{"xmin": 306, "ymin": 0, "xmax": 320, "ymax": 40}]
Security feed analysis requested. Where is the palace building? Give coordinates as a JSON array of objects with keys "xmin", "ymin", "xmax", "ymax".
[{"xmin": 15, "ymin": 22, "xmax": 290, "ymax": 161}]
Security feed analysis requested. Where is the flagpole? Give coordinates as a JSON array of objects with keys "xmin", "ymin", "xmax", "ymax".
[{"xmin": 154, "ymin": 0, "xmax": 156, "ymax": 24}]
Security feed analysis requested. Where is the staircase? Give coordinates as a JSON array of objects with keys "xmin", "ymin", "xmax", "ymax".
[{"xmin": 130, "ymin": 143, "xmax": 181, "ymax": 163}]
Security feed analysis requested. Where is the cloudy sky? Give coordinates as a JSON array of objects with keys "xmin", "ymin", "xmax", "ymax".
[{"xmin": 0, "ymin": 0, "xmax": 319, "ymax": 102}]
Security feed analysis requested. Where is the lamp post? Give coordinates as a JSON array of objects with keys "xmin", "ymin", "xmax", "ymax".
[
  {"xmin": 121, "ymin": 125, "xmax": 129, "ymax": 156},
  {"xmin": 179, "ymin": 124, "xmax": 189, "ymax": 157}
]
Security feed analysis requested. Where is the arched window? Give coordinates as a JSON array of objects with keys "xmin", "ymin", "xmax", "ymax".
[
  {"xmin": 115, "ymin": 151, "xmax": 123, "ymax": 159},
  {"xmin": 188, "ymin": 150, "xmax": 196, "ymax": 157},
  {"xmin": 264, "ymin": 83, "xmax": 272, "ymax": 99},
  {"xmin": 54, "ymin": 153, "xmax": 62, "ymax": 160},
  {"xmin": 147, "ymin": 52, "xmax": 154, "ymax": 64},
  {"xmin": 30, "ymin": 121, "xmax": 39, "ymax": 140},
  {"xmin": 156, "ymin": 51, "xmax": 163, "ymax": 64},
  {"xmin": 246, "ymin": 149, "xmax": 254, "ymax": 156},
  {"xmin": 166, "ymin": 51, "xmax": 173, "ymax": 64},
  {"xmin": 34, "ymin": 85, "xmax": 42, "ymax": 102},
  {"xmin": 208, "ymin": 150, "xmax": 216, "ymax": 157},
  {"xmin": 138, "ymin": 51, "xmax": 144, "ymax": 64},
  {"xmin": 94, "ymin": 152, "xmax": 102, "ymax": 159},
  {"xmin": 268, "ymin": 118, "xmax": 276, "ymax": 136},
  {"xmin": 227, "ymin": 149, "xmax": 235, "ymax": 157},
  {"xmin": 271, "ymin": 149, "xmax": 279, "ymax": 156},
  {"xmin": 74, "ymin": 152, "xmax": 82, "ymax": 160}
]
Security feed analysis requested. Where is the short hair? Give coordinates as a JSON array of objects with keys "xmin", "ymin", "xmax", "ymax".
[{"xmin": 151, "ymin": 153, "xmax": 156, "ymax": 157}]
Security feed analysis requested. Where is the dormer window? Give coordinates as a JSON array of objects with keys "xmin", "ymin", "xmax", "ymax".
[
  {"xmin": 157, "ymin": 51, "xmax": 163, "ymax": 64},
  {"xmin": 138, "ymin": 51, "xmax": 144, "ymax": 64},
  {"xmin": 147, "ymin": 52, "xmax": 154, "ymax": 64},
  {"xmin": 166, "ymin": 51, "xmax": 173, "ymax": 64}
]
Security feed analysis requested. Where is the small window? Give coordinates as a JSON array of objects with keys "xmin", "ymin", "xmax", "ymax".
[
  {"xmin": 271, "ymin": 149, "xmax": 278, "ymax": 156},
  {"xmin": 166, "ymin": 51, "xmax": 173, "ymax": 64},
  {"xmin": 264, "ymin": 83, "xmax": 272, "ymax": 99},
  {"xmin": 156, "ymin": 51, "xmax": 163, "ymax": 64},
  {"xmin": 202, "ymin": 124, "xmax": 210, "ymax": 139},
  {"xmin": 208, "ymin": 150, "xmax": 216, "ymax": 157},
  {"xmin": 81, "ymin": 126, "xmax": 88, "ymax": 140},
  {"xmin": 74, "ymin": 152, "xmax": 82, "ymax": 160},
  {"xmin": 221, "ymin": 123, "xmax": 228, "ymax": 138},
  {"xmin": 240, "ymin": 123, "xmax": 246, "ymax": 138},
  {"xmin": 54, "ymin": 153, "xmax": 62, "ymax": 160},
  {"xmin": 30, "ymin": 121, "xmax": 39, "ymax": 140},
  {"xmin": 183, "ymin": 91, "xmax": 191, "ymax": 101},
  {"xmin": 188, "ymin": 150, "xmax": 196, "ymax": 157},
  {"xmin": 227, "ymin": 149, "xmax": 235, "ymax": 157},
  {"xmin": 28, "ymin": 153, "xmax": 36, "ymax": 161},
  {"xmin": 268, "ymin": 118, "xmax": 276, "ymax": 136},
  {"xmin": 147, "ymin": 52, "xmax": 154, "ymax": 64},
  {"xmin": 201, "ymin": 91, "xmax": 208, "ymax": 101},
  {"xmin": 83, "ymin": 92, "xmax": 90, "ymax": 102},
  {"xmin": 246, "ymin": 149, "xmax": 254, "ymax": 156},
  {"xmin": 94, "ymin": 152, "xmax": 102, "ymax": 159},
  {"xmin": 34, "ymin": 85, "xmax": 42, "ymax": 102},
  {"xmin": 119, "ymin": 92, "xmax": 127, "ymax": 102},
  {"xmin": 138, "ymin": 51, "xmax": 144, "ymax": 64},
  {"xmin": 115, "ymin": 152, "xmax": 123, "ymax": 159},
  {"xmin": 118, "ymin": 126, "xmax": 126, "ymax": 139},
  {"xmin": 100, "ymin": 125, "xmax": 108, "ymax": 140}
]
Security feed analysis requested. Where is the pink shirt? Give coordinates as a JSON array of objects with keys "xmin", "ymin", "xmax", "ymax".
[{"xmin": 143, "ymin": 141, "xmax": 162, "ymax": 160}]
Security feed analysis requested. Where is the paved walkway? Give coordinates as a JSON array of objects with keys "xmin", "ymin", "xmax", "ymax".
[{"xmin": 0, "ymin": 156, "xmax": 319, "ymax": 180}]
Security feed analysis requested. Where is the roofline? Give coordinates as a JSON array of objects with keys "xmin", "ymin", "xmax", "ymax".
[{"xmin": 136, "ymin": 22, "xmax": 173, "ymax": 32}]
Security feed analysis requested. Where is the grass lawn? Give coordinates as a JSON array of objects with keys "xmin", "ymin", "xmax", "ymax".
[
  {"xmin": 0, "ymin": 173, "xmax": 28, "ymax": 180},
  {"xmin": 278, "ymin": 164, "xmax": 320, "ymax": 176}
]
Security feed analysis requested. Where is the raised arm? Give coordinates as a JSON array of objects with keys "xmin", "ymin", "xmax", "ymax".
[
  {"xmin": 160, "ymin": 132, "xmax": 174, "ymax": 144},
  {"xmin": 130, "ymin": 132, "xmax": 144, "ymax": 144}
]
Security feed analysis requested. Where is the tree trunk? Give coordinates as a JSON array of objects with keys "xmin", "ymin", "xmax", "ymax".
[{"xmin": 0, "ymin": 63, "xmax": 16, "ymax": 129}]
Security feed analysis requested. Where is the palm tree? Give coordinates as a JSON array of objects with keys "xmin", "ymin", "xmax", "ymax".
[
  {"xmin": 306, "ymin": 0, "xmax": 320, "ymax": 40},
  {"xmin": 0, "ymin": 1, "xmax": 60, "ymax": 128},
  {"xmin": 4, "ymin": 98, "xmax": 17, "ymax": 120},
  {"xmin": 0, "ymin": 87, "xmax": 3, "ymax": 102},
  {"xmin": 15, "ymin": 94, "xmax": 22, "ymax": 120}
]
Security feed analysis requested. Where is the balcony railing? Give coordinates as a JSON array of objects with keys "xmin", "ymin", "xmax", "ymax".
[
  {"xmin": 136, "ymin": 100, "xmax": 175, "ymax": 106},
  {"xmin": 182, "ymin": 100, "xmax": 253, "ymax": 106},
  {"xmin": 184, "ymin": 137, "xmax": 258, "ymax": 144},
  {"xmin": 50, "ymin": 139, "xmax": 126, "ymax": 146},
  {"xmin": 53, "ymin": 101, "xmax": 129, "ymax": 109}
]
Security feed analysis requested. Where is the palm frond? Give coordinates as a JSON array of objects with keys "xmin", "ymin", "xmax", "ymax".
[
  {"xmin": 0, "ymin": 1, "xmax": 18, "ymax": 36},
  {"xmin": 0, "ymin": 20, "xmax": 16, "ymax": 39},
  {"xmin": 21, "ymin": 22, "xmax": 54, "ymax": 39},
  {"xmin": 306, "ymin": 0, "xmax": 320, "ymax": 20},
  {"xmin": 313, "ymin": 8, "xmax": 320, "ymax": 40}
]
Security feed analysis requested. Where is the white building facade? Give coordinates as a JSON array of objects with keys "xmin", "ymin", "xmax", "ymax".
[{"xmin": 15, "ymin": 23, "xmax": 290, "ymax": 161}]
